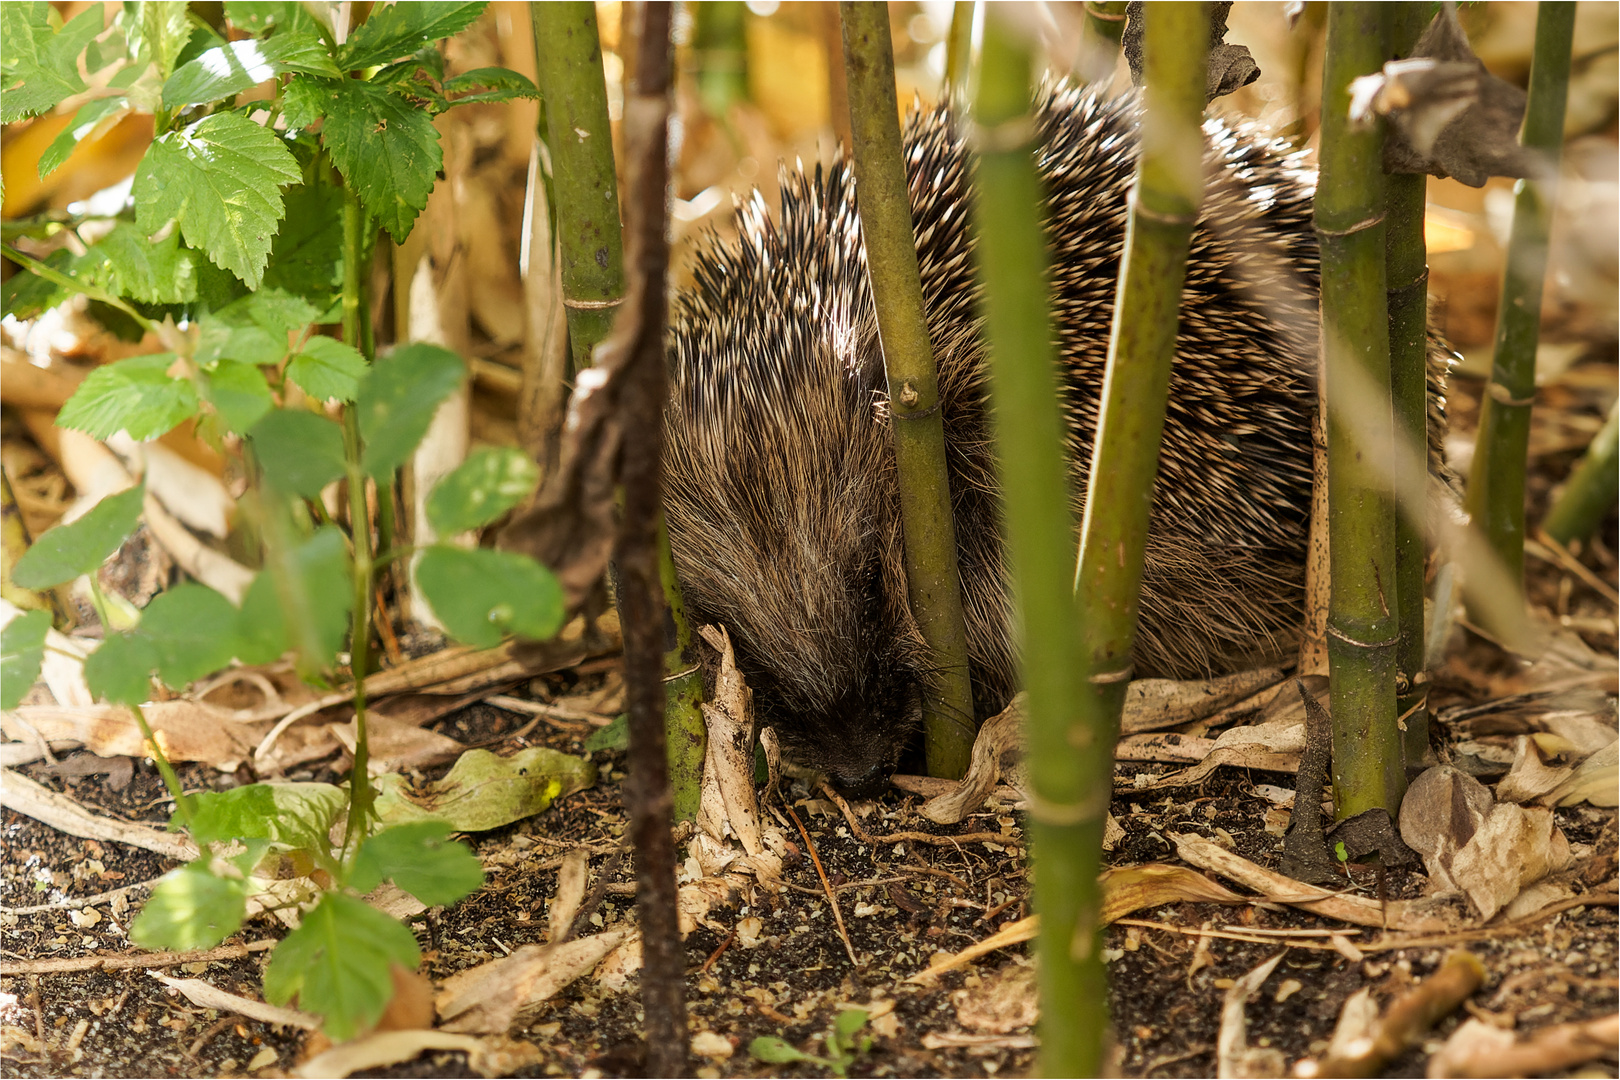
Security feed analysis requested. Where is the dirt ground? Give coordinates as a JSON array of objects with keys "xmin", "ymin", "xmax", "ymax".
[{"xmin": 3, "ymin": 385, "xmax": 1617, "ymax": 1080}]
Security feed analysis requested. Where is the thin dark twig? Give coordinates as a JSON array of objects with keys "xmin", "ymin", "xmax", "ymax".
[
  {"xmin": 616, "ymin": 3, "xmax": 688, "ymax": 1075},
  {"xmin": 785, "ymin": 804, "xmax": 860, "ymax": 967}
]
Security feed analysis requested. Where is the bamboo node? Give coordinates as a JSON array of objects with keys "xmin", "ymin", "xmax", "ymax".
[
  {"xmin": 966, "ymin": 115, "xmax": 1039, "ymax": 154},
  {"xmin": 1487, "ymin": 383, "xmax": 1536, "ymax": 407},
  {"xmin": 1027, "ymin": 790, "xmax": 1105, "ymax": 827},
  {"xmin": 564, "ymin": 296, "xmax": 625, "ymax": 310},
  {"xmin": 1314, "ymin": 212, "xmax": 1386, "ymax": 238},
  {"xmin": 1129, "ymin": 194, "xmax": 1196, "ymax": 227},
  {"xmin": 1325, "ymin": 625, "xmax": 1400, "ymax": 649},
  {"xmin": 662, "ymin": 663, "xmax": 701, "ymax": 683},
  {"xmin": 1087, "ymin": 665, "xmax": 1133, "ymax": 685}
]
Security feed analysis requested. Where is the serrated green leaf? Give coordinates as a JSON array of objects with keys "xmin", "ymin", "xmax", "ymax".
[
  {"xmin": 39, "ymin": 97, "xmax": 129, "ymax": 179},
  {"xmin": 352, "ymin": 821, "xmax": 483, "ymax": 906},
  {"xmin": 88, "ymin": 221, "xmax": 199, "ymax": 305},
  {"xmin": 749, "ymin": 1038, "xmax": 819, "ymax": 1066},
  {"xmin": 130, "ymin": 860, "xmax": 250, "ymax": 951},
  {"xmin": 224, "ymin": 1, "xmax": 321, "ymax": 38},
  {"xmin": 288, "ymin": 336, "xmax": 366, "ymax": 403},
  {"xmin": 442, "ymin": 66, "xmax": 539, "ymax": 107},
  {"xmin": 280, "ymin": 74, "xmax": 337, "ymax": 132},
  {"xmin": 13, "ymin": 484, "xmax": 145, "ymax": 589},
  {"xmin": 196, "ymin": 320, "xmax": 285, "ymax": 370},
  {"xmin": 123, "ymin": 1, "xmax": 191, "ymax": 83},
  {"xmin": 340, "ymin": 2, "xmax": 485, "ymax": 71},
  {"xmin": 1, "ymin": 610, "xmax": 52, "ymax": 711},
  {"xmin": 415, "ymin": 546, "xmax": 563, "ymax": 648},
  {"xmin": 56, "ymin": 353, "xmax": 200, "ymax": 440},
  {"xmin": 262, "ymin": 182, "xmax": 344, "ymax": 306},
  {"xmin": 235, "ymin": 570, "xmax": 289, "ymax": 666},
  {"xmin": 133, "ymin": 112, "xmax": 300, "ymax": 289},
  {"xmin": 84, "ymin": 630, "xmax": 158, "ymax": 705},
  {"xmin": 137, "ymin": 583, "xmax": 243, "ymax": 690},
  {"xmin": 356, "ymin": 343, "xmax": 464, "ymax": 479},
  {"xmin": 163, "ymin": 32, "xmax": 340, "ymax": 108},
  {"xmin": 203, "ymin": 358, "xmax": 273, "ymax": 434},
  {"xmin": 262, "ymin": 892, "xmax": 420, "ymax": 1040},
  {"xmin": 248, "ymin": 409, "xmax": 346, "ymax": 498},
  {"xmin": 425, "ymin": 446, "xmax": 538, "ymax": 536},
  {"xmin": 187, "ymin": 782, "xmax": 347, "ymax": 850},
  {"xmin": 1, "ymin": 248, "xmax": 77, "ymax": 320},
  {"xmin": 322, "ymin": 80, "xmax": 441, "ymax": 240},
  {"xmin": 241, "ymin": 525, "xmax": 352, "ymax": 678},
  {"xmin": 0, "ymin": 4, "xmax": 104, "ymax": 123}
]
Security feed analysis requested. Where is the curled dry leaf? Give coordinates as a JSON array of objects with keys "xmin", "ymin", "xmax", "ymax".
[
  {"xmin": 1448, "ymin": 803, "xmax": 1573, "ymax": 921},
  {"xmin": 1215, "ymin": 951, "xmax": 1286, "ymax": 1080},
  {"xmin": 294, "ymin": 1030, "xmax": 543, "ymax": 1080},
  {"xmin": 1426, "ymin": 1012, "xmax": 1619, "ymax": 1079},
  {"xmin": 1300, "ymin": 951, "xmax": 1484, "ymax": 1078},
  {"xmin": 1120, "ymin": 667, "xmax": 1286, "ymax": 735},
  {"xmin": 954, "ymin": 961, "xmax": 1037, "ymax": 1035},
  {"xmin": 921, "ymin": 695, "xmax": 1023, "ymax": 824},
  {"xmin": 435, "ymin": 928, "xmax": 632, "ymax": 1034},
  {"xmin": 1350, "ymin": 5, "xmax": 1537, "ymax": 187},
  {"xmin": 1400, "ymin": 765, "xmax": 1496, "ymax": 893}
]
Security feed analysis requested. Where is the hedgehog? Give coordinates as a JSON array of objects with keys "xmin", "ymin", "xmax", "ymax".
[{"xmin": 663, "ymin": 83, "xmax": 1430, "ymax": 794}]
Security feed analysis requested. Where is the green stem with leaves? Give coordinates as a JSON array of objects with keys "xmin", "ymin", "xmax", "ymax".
[
  {"xmin": 1542, "ymin": 401, "xmax": 1618, "ymax": 546},
  {"xmin": 531, "ymin": 1, "xmax": 626, "ymax": 373},
  {"xmin": 1318, "ymin": 3, "xmax": 1403, "ymax": 817},
  {"xmin": 531, "ymin": 0, "xmax": 705, "ymax": 820},
  {"xmin": 840, "ymin": 1, "xmax": 976, "ymax": 780},
  {"xmin": 1384, "ymin": 2, "xmax": 1431, "ymax": 769},
  {"xmin": 340, "ymin": 181, "xmax": 377, "ymax": 852},
  {"xmin": 1464, "ymin": 1, "xmax": 1577, "ymax": 640}
]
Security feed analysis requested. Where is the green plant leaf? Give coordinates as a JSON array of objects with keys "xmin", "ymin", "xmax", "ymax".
[
  {"xmin": 262, "ymin": 181, "xmax": 344, "ymax": 307},
  {"xmin": 288, "ymin": 336, "xmax": 367, "ymax": 403},
  {"xmin": 240, "ymin": 525, "xmax": 352, "ymax": 677},
  {"xmin": 340, "ymin": 2, "xmax": 485, "ymax": 70},
  {"xmin": 352, "ymin": 821, "xmax": 484, "ymax": 907},
  {"xmin": 137, "ymin": 583, "xmax": 244, "ymax": 689},
  {"xmin": 583, "ymin": 714, "xmax": 629, "ymax": 754},
  {"xmin": 83, "ymin": 630, "xmax": 158, "ymax": 705},
  {"xmin": 56, "ymin": 353, "xmax": 200, "ymax": 441},
  {"xmin": 0, "ymin": 4, "xmax": 104, "ymax": 123},
  {"xmin": 280, "ymin": 74, "xmax": 336, "ymax": 132},
  {"xmin": 263, "ymin": 892, "xmax": 420, "ymax": 1041},
  {"xmin": 130, "ymin": 860, "xmax": 251, "ymax": 951},
  {"xmin": 187, "ymin": 782, "xmax": 348, "ymax": 850},
  {"xmin": 1, "ymin": 610, "xmax": 51, "ymax": 711},
  {"xmin": 204, "ymin": 358, "xmax": 273, "ymax": 434},
  {"xmin": 441, "ymin": 66, "xmax": 539, "ymax": 107},
  {"xmin": 425, "ymin": 446, "xmax": 538, "ymax": 536},
  {"xmin": 12, "ymin": 483, "xmax": 145, "ymax": 589},
  {"xmin": 86, "ymin": 221, "xmax": 199, "ymax": 305},
  {"xmin": 321, "ymin": 79, "xmax": 441, "ymax": 240},
  {"xmin": 249, "ymin": 409, "xmax": 346, "ymax": 498},
  {"xmin": 749, "ymin": 1037, "xmax": 821, "ymax": 1067},
  {"xmin": 1, "ymin": 248, "xmax": 77, "ymax": 319},
  {"xmin": 162, "ymin": 32, "xmax": 340, "ymax": 108},
  {"xmin": 122, "ymin": 1, "xmax": 192, "ymax": 85},
  {"xmin": 223, "ymin": 1, "xmax": 321, "ymax": 38},
  {"xmin": 133, "ymin": 111, "xmax": 301, "ymax": 289},
  {"xmin": 415, "ymin": 546, "xmax": 563, "ymax": 648},
  {"xmin": 39, "ymin": 96, "xmax": 129, "ymax": 179},
  {"xmin": 355, "ymin": 344, "xmax": 464, "ymax": 479}
]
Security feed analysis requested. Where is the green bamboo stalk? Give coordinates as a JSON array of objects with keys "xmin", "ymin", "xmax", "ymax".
[
  {"xmin": 839, "ymin": 1, "xmax": 976, "ymax": 780},
  {"xmin": 1061, "ymin": 3, "xmax": 1211, "ymax": 1074},
  {"xmin": 944, "ymin": 2, "xmax": 974, "ymax": 99},
  {"xmin": 1543, "ymin": 401, "xmax": 1619, "ymax": 546},
  {"xmin": 531, "ymin": 1, "xmax": 705, "ymax": 821},
  {"xmin": 692, "ymin": 1, "xmax": 749, "ymax": 119},
  {"xmin": 531, "ymin": 1, "xmax": 626, "ymax": 372},
  {"xmin": 1464, "ymin": 2, "xmax": 1577, "ymax": 638},
  {"xmin": 1384, "ymin": 3, "xmax": 1431, "ymax": 770},
  {"xmin": 1318, "ymin": 3, "xmax": 1403, "ymax": 817}
]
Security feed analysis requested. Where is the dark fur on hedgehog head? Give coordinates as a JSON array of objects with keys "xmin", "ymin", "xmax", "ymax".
[{"xmin": 664, "ymin": 84, "xmax": 1382, "ymax": 795}]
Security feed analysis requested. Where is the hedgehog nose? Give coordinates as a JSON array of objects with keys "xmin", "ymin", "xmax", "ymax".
[{"xmin": 831, "ymin": 763, "xmax": 889, "ymax": 800}]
